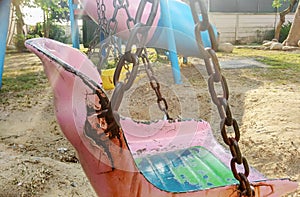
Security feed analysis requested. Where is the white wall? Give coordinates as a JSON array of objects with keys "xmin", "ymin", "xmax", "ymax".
[{"xmin": 209, "ymin": 13, "xmax": 295, "ymax": 43}]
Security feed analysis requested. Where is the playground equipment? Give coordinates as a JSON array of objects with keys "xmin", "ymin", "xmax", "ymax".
[
  {"xmin": 68, "ymin": 0, "xmax": 80, "ymax": 48},
  {"xmin": 25, "ymin": 36, "xmax": 298, "ymax": 197},
  {"xmin": 25, "ymin": 0, "xmax": 297, "ymax": 196},
  {"xmin": 0, "ymin": 0, "xmax": 12, "ymax": 89}
]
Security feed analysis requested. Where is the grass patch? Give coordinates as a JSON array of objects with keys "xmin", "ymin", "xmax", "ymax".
[
  {"xmin": 0, "ymin": 53, "xmax": 48, "ymax": 106},
  {"xmin": 218, "ymin": 48, "xmax": 300, "ymax": 84},
  {"xmin": 1, "ymin": 48, "xmax": 299, "ymax": 96},
  {"xmin": 234, "ymin": 49, "xmax": 300, "ymax": 69},
  {"xmin": 1, "ymin": 53, "xmax": 47, "ymax": 93},
  {"xmin": 2, "ymin": 70, "xmax": 47, "ymax": 92}
]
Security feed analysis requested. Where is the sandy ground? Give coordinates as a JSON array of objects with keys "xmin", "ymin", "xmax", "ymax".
[{"xmin": 0, "ymin": 52, "xmax": 299, "ymax": 196}]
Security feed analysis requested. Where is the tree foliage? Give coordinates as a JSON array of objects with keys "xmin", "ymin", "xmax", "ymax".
[
  {"xmin": 272, "ymin": 0, "xmax": 289, "ymax": 8},
  {"xmin": 31, "ymin": 0, "xmax": 69, "ymax": 38},
  {"xmin": 12, "ymin": 0, "xmax": 70, "ymax": 46},
  {"xmin": 13, "ymin": 0, "xmax": 69, "ymax": 32},
  {"xmin": 18, "ymin": 0, "xmax": 69, "ymax": 22},
  {"xmin": 32, "ymin": 0, "xmax": 69, "ymax": 23}
]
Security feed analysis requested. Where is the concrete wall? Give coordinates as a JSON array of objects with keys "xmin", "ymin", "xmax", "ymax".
[{"xmin": 209, "ymin": 13, "xmax": 295, "ymax": 43}]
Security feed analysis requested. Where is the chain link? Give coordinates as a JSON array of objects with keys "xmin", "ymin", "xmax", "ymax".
[
  {"xmin": 87, "ymin": 0, "xmax": 130, "ymax": 71},
  {"xmin": 189, "ymin": 0, "xmax": 254, "ymax": 196},
  {"xmin": 141, "ymin": 52, "xmax": 172, "ymax": 120},
  {"xmin": 189, "ymin": 0, "xmax": 218, "ymax": 52},
  {"xmin": 88, "ymin": 0, "xmax": 159, "ymax": 72},
  {"xmin": 113, "ymin": 53, "xmax": 139, "ymax": 91},
  {"xmin": 86, "ymin": 0, "xmax": 140, "ymax": 138}
]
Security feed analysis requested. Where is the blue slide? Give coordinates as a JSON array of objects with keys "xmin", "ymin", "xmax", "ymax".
[
  {"xmin": 148, "ymin": 0, "xmax": 218, "ymax": 58},
  {"xmin": 0, "ymin": 0, "xmax": 12, "ymax": 89}
]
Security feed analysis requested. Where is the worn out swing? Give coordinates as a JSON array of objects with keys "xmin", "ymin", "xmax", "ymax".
[{"xmin": 25, "ymin": 0, "xmax": 297, "ymax": 196}]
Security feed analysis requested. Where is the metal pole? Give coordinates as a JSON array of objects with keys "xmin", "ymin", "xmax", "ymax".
[
  {"xmin": 159, "ymin": 0, "xmax": 182, "ymax": 84},
  {"xmin": 0, "ymin": 0, "xmax": 12, "ymax": 89},
  {"xmin": 68, "ymin": 0, "xmax": 80, "ymax": 49}
]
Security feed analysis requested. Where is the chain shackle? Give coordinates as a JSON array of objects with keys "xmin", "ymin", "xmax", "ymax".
[{"xmin": 239, "ymin": 174, "xmax": 255, "ymax": 197}]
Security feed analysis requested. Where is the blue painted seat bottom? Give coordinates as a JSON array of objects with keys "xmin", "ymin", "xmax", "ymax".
[{"xmin": 134, "ymin": 146, "xmax": 238, "ymax": 193}]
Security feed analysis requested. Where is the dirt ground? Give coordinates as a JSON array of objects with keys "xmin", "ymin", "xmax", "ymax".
[{"xmin": 0, "ymin": 52, "xmax": 299, "ymax": 196}]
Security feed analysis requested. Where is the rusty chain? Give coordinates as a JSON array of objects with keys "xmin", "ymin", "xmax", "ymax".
[
  {"xmin": 113, "ymin": 0, "xmax": 135, "ymax": 30},
  {"xmin": 86, "ymin": 0, "xmax": 139, "ymax": 137},
  {"xmin": 112, "ymin": 0, "xmax": 172, "ymax": 120},
  {"xmin": 141, "ymin": 51, "xmax": 172, "ymax": 120},
  {"xmin": 111, "ymin": 0, "xmax": 172, "ymax": 120},
  {"xmin": 87, "ymin": 0, "xmax": 106, "ymax": 58},
  {"xmin": 88, "ymin": 0, "xmax": 134, "ymax": 71},
  {"xmin": 79, "ymin": 1, "xmax": 254, "ymax": 194},
  {"xmin": 189, "ymin": 0, "xmax": 254, "ymax": 196}
]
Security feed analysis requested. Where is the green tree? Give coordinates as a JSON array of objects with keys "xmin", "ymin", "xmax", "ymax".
[
  {"xmin": 32, "ymin": 0, "xmax": 69, "ymax": 37},
  {"xmin": 12, "ymin": 0, "xmax": 69, "ymax": 38},
  {"xmin": 273, "ymin": 0, "xmax": 300, "ymax": 46}
]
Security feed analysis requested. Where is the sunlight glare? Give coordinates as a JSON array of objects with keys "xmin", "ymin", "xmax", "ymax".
[{"xmin": 22, "ymin": 6, "xmax": 44, "ymax": 25}]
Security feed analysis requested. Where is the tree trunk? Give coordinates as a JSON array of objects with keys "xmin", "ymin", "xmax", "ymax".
[
  {"xmin": 274, "ymin": 0, "xmax": 298, "ymax": 41},
  {"xmin": 12, "ymin": 0, "xmax": 24, "ymax": 35},
  {"xmin": 43, "ymin": 9, "xmax": 50, "ymax": 38},
  {"xmin": 7, "ymin": 3, "xmax": 15, "ymax": 46},
  {"xmin": 283, "ymin": 2, "xmax": 300, "ymax": 46},
  {"xmin": 12, "ymin": 0, "xmax": 26, "ymax": 51}
]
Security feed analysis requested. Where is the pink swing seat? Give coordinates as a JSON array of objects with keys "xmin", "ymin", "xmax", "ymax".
[{"xmin": 25, "ymin": 38, "xmax": 298, "ymax": 197}]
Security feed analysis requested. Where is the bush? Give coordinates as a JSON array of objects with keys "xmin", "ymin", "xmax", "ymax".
[
  {"xmin": 25, "ymin": 22, "xmax": 71, "ymax": 44},
  {"xmin": 27, "ymin": 23, "xmax": 43, "ymax": 38},
  {"xmin": 263, "ymin": 29, "xmax": 275, "ymax": 41},
  {"xmin": 14, "ymin": 34, "xmax": 26, "ymax": 52},
  {"xmin": 263, "ymin": 21, "xmax": 292, "ymax": 43},
  {"xmin": 279, "ymin": 21, "xmax": 292, "ymax": 42},
  {"xmin": 49, "ymin": 23, "xmax": 71, "ymax": 44}
]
